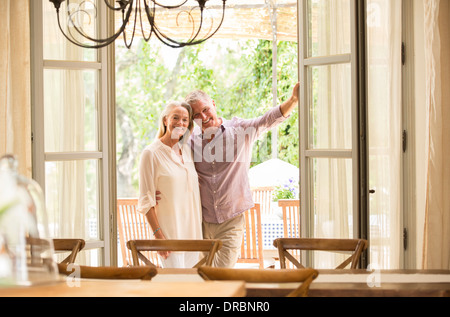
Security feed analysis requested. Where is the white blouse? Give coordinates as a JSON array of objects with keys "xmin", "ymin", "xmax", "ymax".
[{"xmin": 137, "ymin": 139, "xmax": 202, "ymax": 241}]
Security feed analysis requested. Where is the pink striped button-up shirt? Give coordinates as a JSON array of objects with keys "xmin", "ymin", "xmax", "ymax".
[{"xmin": 190, "ymin": 106, "xmax": 287, "ymax": 224}]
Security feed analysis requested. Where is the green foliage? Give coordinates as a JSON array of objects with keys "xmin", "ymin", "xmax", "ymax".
[{"xmin": 272, "ymin": 177, "xmax": 299, "ymax": 202}]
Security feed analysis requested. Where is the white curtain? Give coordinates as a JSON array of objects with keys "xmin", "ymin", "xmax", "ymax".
[
  {"xmin": 0, "ymin": 0, "xmax": 31, "ymax": 177},
  {"xmin": 313, "ymin": 0, "xmax": 352, "ymax": 268},
  {"xmin": 43, "ymin": 1, "xmax": 89, "ymax": 263},
  {"xmin": 312, "ymin": 0, "xmax": 403, "ymax": 269},
  {"xmin": 423, "ymin": 0, "xmax": 450, "ymax": 270},
  {"xmin": 366, "ymin": 0, "xmax": 402, "ymax": 269}
]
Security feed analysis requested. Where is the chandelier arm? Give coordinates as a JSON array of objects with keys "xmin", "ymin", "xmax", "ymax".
[
  {"xmin": 121, "ymin": 0, "xmax": 139, "ymax": 48},
  {"xmin": 66, "ymin": 9, "xmax": 98, "ymax": 43},
  {"xmin": 169, "ymin": 1, "xmax": 226, "ymax": 47},
  {"xmin": 181, "ymin": 1, "xmax": 227, "ymax": 45},
  {"xmin": 140, "ymin": 0, "xmax": 154, "ymax": 42},
  {"xmin": 66, "ymin": 0, "xmax": 99, "ymax": 40},
  {"xmin": 50, "ymin": 0, "xmax": 227, "ymax": 49},
  {"xmin": 185, "ymin": 6, "xmax": 216, "ymax": 42},
  {"xmin": 144, "ymin": 5, "xmax": 214, "ymax": 47},
  {"xmin": 55, "ymin": 8, "xmax": 113, "ymax": 48},
  {"xmin": 143, "ymin": 2, "xmax": 184, "ymax": 47},
  {"xmin": 60, "ymin": 0, "xmax": 132, "ymax": 48},
  {"xmin": 150, "ymin": 0, "xmax": 189, "ymax": 9},
  {"xmin": 79, "ymin": 7, "xmax": 130, "ymax": 45},
  {"xmin": 103, "ymin": 0, "xmax": 131, "ymax": 11},
  {"xmin": 176, "ymin": 9, "xmax": 198, "ymax": 43},
  {"xmin": 148, "ymin": 28, "xmax": 187, "ymax": 48},
  {"xmin": 190, "ymin": 0, "xmax": 226, "ymax": 43},
  {"xmin": 143, "ymin": 5, "xmax": 188, "ymax": 47},
  {"xmin": 148, "ymin": 14, "xmax": 201, "ymax": 48}
]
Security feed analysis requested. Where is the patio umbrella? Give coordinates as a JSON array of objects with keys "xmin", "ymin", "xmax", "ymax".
[{"xmin": 248, "ymin": 158, "xmax": 299, "ymax": 188}]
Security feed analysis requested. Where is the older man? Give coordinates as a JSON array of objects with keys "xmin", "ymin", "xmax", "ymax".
[{"xmin": 185, "ymin": 83, "xmax": 300, "ymax": 268}]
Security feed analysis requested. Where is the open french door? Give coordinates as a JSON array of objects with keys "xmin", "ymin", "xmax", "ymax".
[
  {"xmin": 298, "ymin": 0, "xmax": 365, "ymax": 268},
  {"xmin": 298, "ymin": 0, "xmax": 406, "ymax": 269},
  {"xmin": 30, "ymin": 0, "xmax": 117, "ymax": 265}
]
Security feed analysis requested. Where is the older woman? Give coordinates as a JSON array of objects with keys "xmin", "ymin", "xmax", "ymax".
[{"xmin": 137, "ymin": 101, "xmax": 202, "ymax": 268}]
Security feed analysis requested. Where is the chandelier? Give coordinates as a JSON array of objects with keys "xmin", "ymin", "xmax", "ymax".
[{"xmin": 48, "ymin": 0, "xmax": 227, "ymax": 49}]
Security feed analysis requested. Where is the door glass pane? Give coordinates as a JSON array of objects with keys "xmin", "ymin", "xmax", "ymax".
[
  {"xmin": 308, "ymin": 64, "xmax": 352, "ymax": 149},
  {"xmin": 312, "ymin": 157, "xmax": 353, "ymax": 239},
  {"xmin": 43, "ymin": 0, "xmax": 98, "ymax": 61},
  {"xmin": 45, "ymin": 159, "xmax": 100, "ymax": 241},
  {"xmin": 311, "ymin": 157, "xmax": 353, "ymax": 268},
  {"xmin": 307, "ymin": 0, "xmax": 351, "ymax": 57},
  {"xmin": 44, "ymin": 69, "xmax": 98, "ymax": 152}
]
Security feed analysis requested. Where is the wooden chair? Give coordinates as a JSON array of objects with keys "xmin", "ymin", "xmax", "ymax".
[
  {"xmin": 251, "ymin": 186, "xmax": 274, "ymax": 216},
  {"xmin": 237, "ymin": 203, "xmax": 264, "ymax": 268},
  {"xmin": 126, "ymin": 239, "xmax": 223, "ymax": 268},
  {"xmin": 57, "ymin": 263, "xmax": 157, "ymax": 280},
  {"xmin": 198, "ymin": 267, "xmax": 319, "ymax": 297},
  {"xmin": 117, "ymin": 198, "xmax": 161, "ymax": 267},
  {"xmin": 277, "ymin": 200, "xmax": 300, "ymax": 268},
  {"xmin": 273, "ymin": 238, "xmax": 368, "ymax": 269},
  {"xmin": 279, "ymin": 199, "xmax": 300, "ymax": 238},
  {"xmin": 25, "ymin": 237, "xmax": 54, "ymax": 267},
  {"xmin": 53, "ymin": 239, "xmax": 86, "ymax": 264}
]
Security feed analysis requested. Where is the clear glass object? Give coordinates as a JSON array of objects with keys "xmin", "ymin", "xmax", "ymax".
[{"xmin": 0, "ymin": 154, "xmax": 58, "ymax": 286}]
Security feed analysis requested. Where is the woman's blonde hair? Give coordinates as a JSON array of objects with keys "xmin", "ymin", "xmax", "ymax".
[{"xmin": 156, "ymin": 101, "xmax": 194, "ymax": 142}]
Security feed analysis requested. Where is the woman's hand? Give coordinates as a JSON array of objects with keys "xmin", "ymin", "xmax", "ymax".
[{"xmin": 153, "ymin": 229, "xmax": 171, "ymax": 259}]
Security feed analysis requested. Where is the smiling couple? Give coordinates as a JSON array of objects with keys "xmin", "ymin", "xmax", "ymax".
[{"xmin": 137, "ymin": 84, "xmax": 299, "ymax": 268}]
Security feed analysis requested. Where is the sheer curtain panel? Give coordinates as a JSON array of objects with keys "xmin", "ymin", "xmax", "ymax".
[
  {"xmin": 43, "ymin": 0, "xmax": 91, "ymax": 250},
  {"xmin": 367, "ymin": 0, "xmax": 402, "ymax": 269},
  {"xmin": 0, "ymin": 0, "xmax": 31, "ymax": 177},
  {"xmin": 423, "ymin": 0, "xmax": 450, "ymax": 270},
  {"xmin": 311, "ymin": 0, "xmax": 353, "ymax": 268}
]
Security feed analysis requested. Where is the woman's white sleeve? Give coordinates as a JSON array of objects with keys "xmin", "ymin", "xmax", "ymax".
[{"xmin": 137, "ymin": 149, "xmax": 157, "ymax": 215}]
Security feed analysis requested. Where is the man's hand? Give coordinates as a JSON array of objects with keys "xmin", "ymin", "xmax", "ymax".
[
  {"xmin": 291, "ymin": 82, "xmax": 300, "ymax": 102},
  {"xmin": 280, "ymin": 82, "xmax": 300, "ymax": 117}
]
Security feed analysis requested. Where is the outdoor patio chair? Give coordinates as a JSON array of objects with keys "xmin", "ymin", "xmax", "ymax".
[
  {"xmin": 117, "ymin": 198, "xmax": 161, "ymax": 267},
  {"xmin": 237, "ymin": 203, "xmax": 264, "ymax": 268}
]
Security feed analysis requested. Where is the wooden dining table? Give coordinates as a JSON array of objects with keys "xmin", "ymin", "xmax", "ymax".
[
  {"xmin": 155, "ymin": 268, "xmax": 450, "ymax": 297},
  {"xmin": 246, "ymin": 269, "xmax": 450, "ymax": 297},
  {"xmin": 3, "ymin": 268, "xmax": 449, "ymax": 298},
  {"xmin": 0, "ymin": 273, "xmax": 245, "ymax": 297}
]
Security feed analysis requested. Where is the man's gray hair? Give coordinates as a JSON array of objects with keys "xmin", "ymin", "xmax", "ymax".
[{"xmin": 185, "ymin": 90, "xmax": 213, "ymax": 106}]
